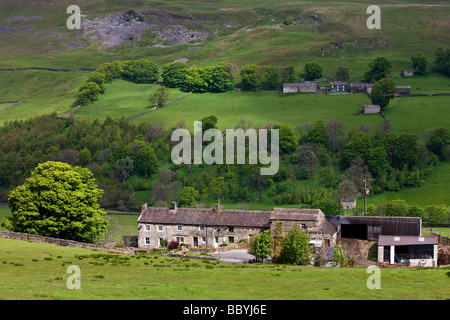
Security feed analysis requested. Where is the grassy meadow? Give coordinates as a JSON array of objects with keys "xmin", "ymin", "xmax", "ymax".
[{"xmin": 0, "ymin": 238, "xmax": 449, "ymax": 300}]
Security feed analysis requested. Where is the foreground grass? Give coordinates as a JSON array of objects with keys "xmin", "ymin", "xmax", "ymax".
[{"xmin": 0, "ymin": 238, "xmax": 448, "ymax": 300}]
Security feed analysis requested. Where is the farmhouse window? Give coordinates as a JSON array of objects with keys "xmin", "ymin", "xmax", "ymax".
[
  {"xmin": 300, "ymin": 224, "xmax": 306, "ymax": 229},
  {"xmin": 145, "ymin": 237, "xmax": 150, "ymax": 245},
  {"xmin": 157, "ymin": 225, "xmax": 164, "ymax": 232},
  {"xmin": 199, "ymin": 225, "xmax": 205, "ymax": 231},
  {"xmin": 228, "ymin": 226, "xmax": 234, "ymax": 232},
  {"xmin": 228, "ymin": 236, "xmax": 234, "ymax": 243},
  {"xmin": 145, "ymin": 224, "xmax": 151, "ymax": 231},
  {"xmin": 177, "ymin": 225, "xmax": 183, "ymax": 231},
  {"xmin": 176, "ymin": 237, "xmax": 184, "ymax": 243}
]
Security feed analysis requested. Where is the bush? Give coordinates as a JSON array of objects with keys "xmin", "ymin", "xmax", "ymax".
[
  {"xmin": 279, "ymin": 227, "xmax": 312, "ymax": 265},
  {"xmin": 304, "ymin": 62, "xmax": 323, "ymax": 81},
  {"xmin": 75, "ymin": 82, "xmax": 101, "ymax": 105},
  {"xmin": 240, "ymin": 64, "xmax": 259, "ymax": 91},
  {"xmin": 122, "ymin": 59, "xmax": 159, "ymax": 84},
  {"xmin": 86, "ymin": 72, "xmax": 106, "ymax": 93},
  {"xmin": 168, "ymin": 240, "xmax": 179, "ymax": 250},
  {"xmin": 162, "ymin": 61, "xmax": 188, "ymax": 88},
  {"xmin": 95, "ymin": 61, "xmax": 124, "ymax": 82}
]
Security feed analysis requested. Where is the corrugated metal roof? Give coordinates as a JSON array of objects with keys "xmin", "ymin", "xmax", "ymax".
[{"xmin": 378, "ymin": 235, "xmax": 437, "ymax": 246}]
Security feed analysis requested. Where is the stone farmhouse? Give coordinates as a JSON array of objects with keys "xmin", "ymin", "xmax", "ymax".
[
  {"xmin": 283, "ymin": 82, "xmax": 317, "ymax": 93},
  {"xmin": 137, "ymin": 203, "xmax": 433, "ymax": 266},
  {"xmin": 329, "ymin": 81, "xmax": 349, "ymax": 92},
  {"xmin": 137, "ymin": 203, "xmax": 337, "ymax": 249}
]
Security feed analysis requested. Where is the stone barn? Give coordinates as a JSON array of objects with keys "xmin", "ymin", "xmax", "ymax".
[
  {"xmin": 341, "ymin": 198, "xmax": 356, "ymax": 214},
  {"xmin": 283, "ymin": 82, "xmax": 317, "ymax": 93},
  {"xmin": 350, "ymin": 83, "xmax": 373, "ymax": 94},
  {"xmin": 363, "ymin": 104, "xmax": 381, "ymax": 114},
  {"xmin": 395, "ymin": 86, "xmax": 411, "ymax": 96}
]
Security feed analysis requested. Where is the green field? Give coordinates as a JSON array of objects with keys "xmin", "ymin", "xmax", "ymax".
[{"xmin": 0, "ymin": 238, "xmax": 448, "ymax": 300}]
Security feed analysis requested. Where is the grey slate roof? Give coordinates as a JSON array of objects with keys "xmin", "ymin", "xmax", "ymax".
[{"xmin": 138, "ymin": 207, "xmax": 272, "ymax": 228}]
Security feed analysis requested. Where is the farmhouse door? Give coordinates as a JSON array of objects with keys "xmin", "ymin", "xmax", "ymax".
[{"xmin": 193, "ymin": 237, "xmax": 199, "ymax": 247}]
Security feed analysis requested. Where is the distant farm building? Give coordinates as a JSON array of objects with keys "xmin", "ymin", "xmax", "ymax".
[
  {"xmin": 350, "ymin": 83, "xmax": 372, "ymax": 94},
  {"xmin": 341, "ymin": 198, "xmax": 356, "ymax": 212},
  {"xmin": 395, "ymin": 86, "xmax": 411, "ymax": 96},
  {"xmin": 401, "ymin": 70, "xmax": 414, "ymax": 77},
  {"xmin": 363, "ymin": 105, "xmax": 381, "ymax": 114},
  {"xmin": 377, "ymin": 235, "xmax": 438, "ymax": 267},
  {"xmin": 330, "ymin": 81, "xmax": 349, "ymax": 92},
  {"xmin": 283, "ymin": 82, "xmax": 317, "ymax": 93}
]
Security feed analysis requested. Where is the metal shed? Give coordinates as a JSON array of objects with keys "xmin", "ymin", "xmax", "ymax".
[
  {"xmin": 325, "ymin": 216, "xmax": 422, "ymax": 241},
  {"xmin": 377, "ymin": 235, "xmax": 438, "ymax": 267}
]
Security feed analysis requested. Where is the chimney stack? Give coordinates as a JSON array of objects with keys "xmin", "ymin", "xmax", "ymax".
[
  {"xmin": 141, "ymin": 202, "xmax": 147, "ymax": 211},
  {"xmin": 170, "ymin": 201, "xmax": 177, "ymax": 211},
  {"xmin": 213, "ymin": 203, "xmax": 221, "ymax": 212}
]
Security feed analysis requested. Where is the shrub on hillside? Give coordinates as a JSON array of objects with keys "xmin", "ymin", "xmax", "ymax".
[
  {"xmin": 75, "ymin": 82, "xmax": 101, "ymax": 105},
  {"xmin": 122, "ymin": 59, "xmax": 159, "ymax": 84}
]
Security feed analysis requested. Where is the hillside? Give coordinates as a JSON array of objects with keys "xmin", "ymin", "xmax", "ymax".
[{"xmin": 0, "ymin": 1, "xmax": 449, "ymax": 216}]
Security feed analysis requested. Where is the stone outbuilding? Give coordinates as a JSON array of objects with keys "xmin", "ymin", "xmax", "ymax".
[
  {"xmin": 283, "ymin": 82, "xmax": 317, "ymax": 93},
  {"xmin": 340, "ymin": 198, "xmax": 356, "ymax": 212},
  {"xmin": 363, "ymin": 104, "xmax": 381, "ymax": 114},
  {"xmin": 395, "ymin": 86, "xmax": 411, "ymax": 96}
]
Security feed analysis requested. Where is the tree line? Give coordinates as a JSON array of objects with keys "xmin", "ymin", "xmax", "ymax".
[{"xmin": 0, "ymin": 113, "xmax": 448, "ymax": 222}]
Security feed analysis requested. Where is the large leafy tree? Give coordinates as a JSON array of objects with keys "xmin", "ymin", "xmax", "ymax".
[
  {"xmin": 364, "ymin": 56, "xmax": 392, "ymax": 82},
  {"xmin": 303, "ymin": 62, "xmax": 323, "ymax": 81},
  {"xmin": 426, "ymin": 127, "xmax": 450, "ymax": 158},
  {"xmin": 411, "ymin": 53, "xmax": 427, "ymax": 75},
  {"xmin": 240, "ymin": 64, "xmax": 259, "ymax": 91},
  {"xmin": 2, "ymin": 161, "xmax": 108, "ymax": 243},
  {"xmin": 371, "ymin": 78, "xmax": 395, "ymax": 109}
]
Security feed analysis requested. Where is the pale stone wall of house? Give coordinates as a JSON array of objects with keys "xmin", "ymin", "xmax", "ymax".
[{"xmin": 138, "ymin": 223, "xmax": 265, "ymax": 249}]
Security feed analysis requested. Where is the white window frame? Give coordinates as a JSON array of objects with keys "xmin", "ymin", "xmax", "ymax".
[
  {"xmin": 199, "ymin": 225, "xmax": 205, "ymax": 232},
  {"xmin": 157, "ymin": 225, "xmax": 164, "ymax": 232},
  {"xmin": 176, "ymin": 236, "xmax": 184, "ymax": 243},
  {"xmin": 145, "ymin": 224, "xmax": 151, "ymax": 231},
  {"xmin": 145, "ymin": 237, "xmax": 150, "ymax": 245},
  {"xmin": 177, "ymin": 225, "xmax": 183, "ymax": 231},
  {"xmin": 158, "ymin": 237, "xmax": 164, "ymax": 246}
]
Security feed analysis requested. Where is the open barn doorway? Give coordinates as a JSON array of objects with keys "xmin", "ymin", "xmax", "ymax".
[{"xmin": 341, "ymin": 224, "xmax": 367, "ymax": 240}]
